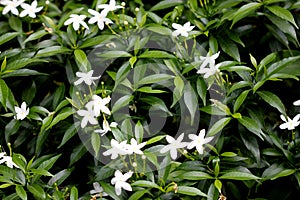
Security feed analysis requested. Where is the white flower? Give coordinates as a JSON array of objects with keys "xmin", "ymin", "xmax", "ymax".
[
  {"xmin": 172, "ymin": 22, "xmax": 195, "ymax": 37},
  {"xmin": 64, "ymin": 14, "xmax": 89, "ymax": 31},
  {"xmin": 103, "ymin": 139, "xmax": 130, "ymax": 159},
  {"xmin": 98, "ymin": 0, "xmax": 123, "ymax": 14},
  {"xmin": 187, "ymin": 129, "xmax": 213, "ymax": 154},
  {"xmin": 127, "ymin": 138, "xmax": 146, "ymax": 155},
  {"xmin": 1, "ymin": 0, "xmax": 24, "ymax": 15},
  {"xmin": 279, "ymin": 114, "xmax": 300, "ymax": 130},
  {"xmin": 14, "ymin": 102, "xmax": 29, "ymax": 120},
  {"xmin": 160, "ymin": 133, "xmax": 187, "ymax": 160},
  {"xmin": 74, "ymin": 70, "xmax": 100, "ymax": 86},
  {"xmin": 90, "ymin": 182, "xmax": 108, "ymax": 197},
  {"xmin": 88, "ymin": 9, "xmax": 113, "ymax": 30},
  {"xmin": 111, "ymin": 170, "xmax": 133, "ymax": 196},
  {"xmin": 0, "ymin": 152, "xmax": 19, "ymax": 168},
  {"xmin": 20, "ymin": 1, "xmax": 43, "ymax": 18},
  {"xmin": 95, "ymin": 121, "xmax": 117, "ymax": 136},
  {"xmin": 293, "ymin": 100, "xmax": 300, "ymax": 106},
  {"xmin": 77, "ymin": 103, "xmax": 98, "ymax": 128},
  {"xmin": 87, "ymin": 95, "xmax": 111, "ymax": 116},
  {"xmin": 196, "ymin": 51, "xmax": 221, "ymax": 78}
]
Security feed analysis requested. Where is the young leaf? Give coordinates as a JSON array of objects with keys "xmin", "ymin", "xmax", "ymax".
[
  {"xmin": 207, "ymin": 117, "xmax": 231, "ymax": 137},
  {"xmin": 15, "ymin": 185, "xmax": 27, "ymax": 200}
]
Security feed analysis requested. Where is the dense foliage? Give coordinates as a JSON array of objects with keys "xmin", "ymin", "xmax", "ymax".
[{"xmin": 1, "ymin": 0, "xmax": 300, "ymax": 199}]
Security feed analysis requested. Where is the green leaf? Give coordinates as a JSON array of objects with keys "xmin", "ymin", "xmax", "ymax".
[
  {"xmin": 131, "ymin": 180, "xmax": 161, "ymax": 189},
  {"xmin": 214, "ymin": 180, "xmax": 222, "ymax": 193},
  {"xmin": 111, "ymin": 95, "xmax": 133, "ymax": 113},
  {"xmin": 237, "ymin": 116, "xmax": 264, "ymax": 140},
  {"xmin": 23, "ymin": 30, "xmax": 48, "ymax": 45},
  {"xmin": 177, "ymin": 186, "xmax": 207, "ymax": 197},
  {"xmin": 233, "ymin": 89, "xmax": 250, "ymax": 112},
  {"xmin": 36, "ymin": 46, "xmax": 71, "ymax": 58},
  {"xmin": 139, "ymin": 50, "xmax": 175, "ymax": 59},
  {"xmin": 146, "ymin": 135, "xmax": 165, "ymax": 145},
  {"xmin": 79, "ymin": 35, "xmax": 115, "ymax": 48},
  {"xmin": 91, "ymin": 132, "xmax": 101, "ymax": 157},
  {"xmin": 69, "ymin": 143, "xmax": 87, "ymax": 166},
  {"xmin": 150, "ymin": 0, "xmax": 183, "ymax": 11},
  {"xmin": 70, "ymin": 186, "xmax": 78, "ymax": 200},
  {"xmin": 231, "ymin": 2, "xmax": 262, "ymax": 28},
  {"xmin": 15, "ymin": 185, "xmax": 27, "ymax": 200},
  {"xmin": 1, "ymin": 69, "xmax": 46, "ymax": 78},
  {"xmin": 100, "ymin": 181, "xmax": 123, "ymax": 200},
  {"xmin": 137, "ymin": 86, "xmax": 166, "ymax": 93},
  {"xmin": 27, "ymin": 184, "xmax": 46, "ymax": 199},
  {"xmin": 220, "ymin": 152, "xmax": 237, "ymax": 157},
  {"xmin": 184, "ymin": 82, "xmax": 198, "ymax": 124},
  {"xmin": 6, "ymin": 58, "xmax": 46, "ymax": 70},
  {"xmin": 257, "ymin": 90, "xmax": 285, "ymax": 115},
  {"xmin": 48, "ymin": 168, "xmax": 73, "ymax": 186},
  {"xmin": 219, "ymin": 37, "xmax": 240, "ymax": 61},
  {"xmin": 0, "ymin": 32, "xmax": 20, "ymax": 46},
  {"xmin": 1, "ymin": 56, "xmax": 6, "ymax": 72},
  {"xmin": 137, "ymin": 74, "xmax": 173, "ymax": 86},
  {"xmin": 46, "ymin": 107, "xmax": 74, "ymax": 130},
  {"xmin": 228, "ymin": 81, "xmax": 251, "ymax": 95},
  {"xmin": 97, "ymin": 50, "xmax": 132, "ymax": 58},
  {"xmin": 207, "ymin": 117, "xmax": 231, "ymax": 137},
  {"xmin": 146, "ymin": 24, "xmax": 172, "ymax": 35},
  {"xmin": 30, "ymin": 169, "xmax": 53, "ymax": 177},
  {"xmin": 0, "ymin": 79, "xmax": 15, "ymax": 111},
  {"xmin": 8, "ymin": 16, "xmax": 22, "ymax": 32},
  {"xmin": 135, "ymin": 121, "xmax": 144, "ymax": 143},
  {"xmin": 219, "ymin": 172, "xmax": 260, "ymax": 180},
  {"xmin": 262, "ymin": 163, "xmax": 296, "ymax": 180},
  {"xmin": 58, "ymin": 123, "xmax": 79, "ymax": 148},
  {"xmin": 267, "ymin": 55, "xmax": 300, "ymax": 78},
  {"xmin": 266, "ymin": 5, "xmax": 298, "ymax": 28},
  {"xmin": 128, "ymin": 190, "xmax": 148, "ymax": 200},
  {"xmin": 74, "ymin": 49, "xmax": 90, "ymax": 71},
  {"xmin": 174, "ymin": 171, "xmax": 214, "ymax": 180}
]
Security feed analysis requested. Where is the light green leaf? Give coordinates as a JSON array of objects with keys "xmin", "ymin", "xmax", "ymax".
[
  {"xmin": 177, "ymin": 186, "xmax": 207, "ymax": 197},
  {"xmin": 184, "ymin": 82, "xmax": 198, "ymax": 124},
  {"xmin": 150, "ymin": 0, "xmax": 183, "ymax": 11},
  {"xmin": 139, "ymin": 50, "xmax": 175, "ymax": 59},
  {"xmin": 30, "ymin": 169, "xmax": 53, "ymax": 177},
  {"xmin": 146, "ymin": 24, "xmax": 172, "ymax": 35},
  {"xmin": 70, "ymin": 186, "xmax": 78, "ymax": 200},
  {"xmin": 111, "ymin": 95, "xmax": 133, "ymax": 113},
  {"xmin": 23, "ymin": 30, "xmax": 48, "ymax": 45},
  {"xmin": 79, "ymin": 35, "xmax": 115, "ymax": 48},
  {"xmin": 128, "ymin": 190, "xmax": 148, "ymax": 200},
  {"xmin": 266, "ymin": 5, "xmax": 298, "ymax": 28},
  {"xmin": 27, "ymin": 184, "xmax": 46, "ymax": 199},
  {"xmin": 97, "ymin": 50, "xmax": 132, "ymax": 58},
  {"xmin": 1, "ymin": 69, "xmax": 46, "ymax": 78},
  {"xmin": 219, "ymin": 172, "xmax": 260, "ymax": 180},
  {"xmin": 6, "ymin": 58, "xmax": 47, "ymax": 70},
  {"xmin": 233, "ymin": 89, "xmax": 250, "ymax": 112},
  {"xmin": 174, "ymin": 171, "xmax": 214, "ymax": 180},
  {"xmin": 36, "ymin": 46, "xmax": 71, "ymax": 58},
  {"xmin": 135, "ymin": 121, "xmax": 144, "ymax": 143},
  {"xmin": 207, "ymin": 117, "xmax": 231, "ymax": 137},
  {"xmin": 0, "ymin": 32, "xmax": 20, "ymax": 46},
  {"xmin": 137, "ymin": 74, "xmax": 173, "ymax": 86},
  {"xmin": 131, "ymin": 180, "xmax": 161, "ymax": 189},
  {"xmin": 15, "ymin": 185, "xmax": 27, "ymax": 200},
  {"xmin": 231, "ymin": 2, "xmax": 262, "ymax": 28},
  {"xmin": 146, "ymin": 135, "xmax": 165, "ymax": 145},
  {"xmin": 257, "ymin": 90, "xmax": 285, "ymax": 115},
  {"xmin": 46, "ymin": 107, "xmax": 74, "ymax": 130},
  {"xmin": 91, "ymin": 132, "xmax": 101, "ymax": 157}
]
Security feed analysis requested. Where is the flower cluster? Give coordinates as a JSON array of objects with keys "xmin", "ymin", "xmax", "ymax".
[
  {"xmin": 64, "ymin": 0, "xmax": 123, "ymax": 31},
  {"xmin": 0, "ymin": 0, "xmax": 43, "ymax": 18},
  {"xmin": 103, "ymin": 138, "xmax": 146, "ymax": 159},
  {"xmin": 160, "ymin": 129, "xmax": 213, "ymax": 159}
]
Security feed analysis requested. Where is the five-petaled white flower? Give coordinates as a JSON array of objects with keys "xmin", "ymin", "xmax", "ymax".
[
  {"xmin": 279, "ymin": 114, "xmax": 300, "ymax": 130},
  {"xmin": 74, "ymin": 70, "xmax": 100, "ymax": 86},
  {"xmin": 187, "ymin": 129, "xmax": 214, "ymax": 154},
  {"xmin": 127, "ymin": 138, "xmax": 146, "ymax": 155},
  {"xmin": 111, "ymin": 170, "xmax": 133, "ymax": 196},
  {"xmin": 103, "ymin": 139, "xmax": 130, "ymax": 159},
  {"xmin": 172, "ymin": 22, "xmax": 195, "ymax": 37},
  {"xmin": 88, "ymin": 9, "xmax": 113, "ymax": 30},
  {"xmin": 95, "ymin": 121, "xmax": 117, "ymax": 136},
  {"xmin": 160, "ymin": 133, "xmax": 187, "ymax": 160},
  {"xmin": 20, "ymin": 0, "xmax": 43, "ymax": 18},
  {"xmin": 0, "ymin": 152, "xmax": 19, "ymax": 168},
  {"xmin": 87, "ymin": 95, "xmax": 111, "ymax": 116},
  {"xmin": 197, "ymin": 51, "xmax": 221, "ymax": 78},
  {"xmin": 77, "ymin": 103, "xmax": 98, "ymax": 128},
  {"xmin": 98, "ymin": 0, "xmax": 123, "ymax": 14},
  {"xmin": 14, "ymin": 102, "xmax": 29, "ymax": 120},
  {"xmin": 293, "ymin": 100, "xmax": 300, "ymax": 106},
  {"xmin": 90, "ymin": 182, "xmax": 108, "ymax": 198},
  {"xmin": 1, "ymin": 0, "xmax": 24, "ymax": 15},
  {"xmin": 64, "ymin": 14, "xmax": 89, "ymax": 31}
]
